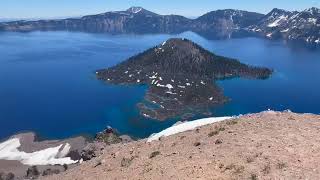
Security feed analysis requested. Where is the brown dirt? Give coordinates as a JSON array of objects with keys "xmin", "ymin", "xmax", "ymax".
[{"xmin": 45, "ymin": 111, "xmax": 320, "ymax": 180}]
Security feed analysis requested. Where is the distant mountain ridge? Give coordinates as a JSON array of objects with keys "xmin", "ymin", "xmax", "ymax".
[{"xmin": 1, "ymin": 6, "xmax": 319, "ymax": 46}]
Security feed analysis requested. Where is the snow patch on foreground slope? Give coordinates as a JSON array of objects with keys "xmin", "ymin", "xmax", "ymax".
[
  {"xmin": 148, "ymin": 116, "xmax": 234, "ymax": 142},
  {"xmin": 0, "ymin": 138, "xmax": 77, "ymax": 166}
]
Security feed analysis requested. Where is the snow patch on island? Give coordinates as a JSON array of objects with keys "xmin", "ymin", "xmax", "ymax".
[
  {"xmin": 147, "ymin": 116, "xmax": 234, "ymax": 142},
  {"xmin": 0, "ymin": 138, "xmax": 77, "ymax": 166}
]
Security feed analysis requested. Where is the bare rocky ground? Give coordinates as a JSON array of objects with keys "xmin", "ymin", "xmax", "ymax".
[{"xmin": 45, "ymin": 111, "xmax": 320, "ymax": 180}]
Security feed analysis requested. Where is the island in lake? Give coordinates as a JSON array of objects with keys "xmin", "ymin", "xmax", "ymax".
[{"xmin": 96, "ymin": 38, "xmax": 272, "ymax": 120}]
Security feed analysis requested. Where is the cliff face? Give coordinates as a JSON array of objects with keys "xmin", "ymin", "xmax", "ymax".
[
  {"xmin": 96, "ymin": 38, "xmax": 272, "ymax": 120},
  {"xmin": 45, "ymin": 111, "xmax": 320, "ymax": 180}
]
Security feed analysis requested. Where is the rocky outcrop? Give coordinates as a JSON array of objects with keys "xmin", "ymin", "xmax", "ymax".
[
  {"xmin": 97, "ymin": 38, "xmax": 272, "ymax": 120},
  {"xmin": 0, "ymin": 172, "xmax": 14, "ymax": 180},
  {"xmin": 25, "ymin": 166, "xmax": 40, "ymax": 179},
  {"xmin": 80, "ymin": 127, "xmax": 133, "ymax": 161}
]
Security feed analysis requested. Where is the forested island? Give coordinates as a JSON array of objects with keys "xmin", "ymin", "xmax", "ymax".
[{"xmin": 96, "ymin": 38, "xmax": 272, "ymax": 120}]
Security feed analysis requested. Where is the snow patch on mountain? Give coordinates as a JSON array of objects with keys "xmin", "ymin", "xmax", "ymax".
[
  {"xmin": 0, "ymin": 138, "xmax": 77, "ymax": 166},
  {"xmin": 268, "ymin": 15, "xmax": 288, "ymax": 27}
]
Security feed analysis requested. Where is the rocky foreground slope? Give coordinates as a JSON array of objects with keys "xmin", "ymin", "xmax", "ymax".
[{"xmin": 45, "ymin": 111, "xmax": 320, "ymax": 180}]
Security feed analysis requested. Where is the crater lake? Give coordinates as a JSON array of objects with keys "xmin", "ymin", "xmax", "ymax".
[{"xmin": 0, "ymin": 31, "xmax": 320, "ymax": 140}]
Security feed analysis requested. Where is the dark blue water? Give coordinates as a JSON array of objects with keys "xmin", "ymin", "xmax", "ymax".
[{"xmin": 0, "ymin": 31, "xmax": 319, "ymax": 140}]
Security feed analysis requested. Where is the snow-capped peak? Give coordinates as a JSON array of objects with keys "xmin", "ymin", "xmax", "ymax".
[
  {"xmin": 127, "ymin": 7, "xmax": 143, "ymax": 14},
  {"xmin": 304, "ymin": 7, "xmax": 320, "ymax": 14}
]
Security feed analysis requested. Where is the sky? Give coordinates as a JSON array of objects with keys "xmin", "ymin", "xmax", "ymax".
[{"xmin": 0, "ymin": 0, "xmax": 319, "ymax": 19}]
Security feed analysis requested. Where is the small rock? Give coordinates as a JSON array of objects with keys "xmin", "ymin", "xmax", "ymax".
[
  {"xmin": 42, "ymin": 169, "xmax": 60, "ymax": 176},
  {"xmin": 63, "ymin": 164, "xmax": 68, "ymax": 171},
  {"xmin": 67, "ymin": 150, "xmax": 82, "ymax": 161},
  {"xmin": 121, "ymin": 157, "xmax": 134, "ymax": 167},
  {"xmin": 149, "ymin": 151, "xmax": 161, "ymax": 159},
  {"xmin": 94, "ymin": 161, "xmax": 102, "ymax": 168},
  {"xmin": 26, "ymin": 166, "xmax": 40, "ymax": 179},
  {"xmin": 215, "ymin": 139, "xmax": 223, "ymax": 144}
]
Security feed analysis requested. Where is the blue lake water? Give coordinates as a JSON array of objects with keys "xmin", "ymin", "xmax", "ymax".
[{"xmin": 0, "ymin": 31, "xmax": 320, "ymax": 140}]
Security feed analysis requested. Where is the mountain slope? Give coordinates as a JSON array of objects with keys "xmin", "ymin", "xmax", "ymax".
[
  {"xmin": 194, "ymin": 9, "xmax": 264, "ymax": 29},
  {"xmin": 247, "ymin": 7, "xmax": 320, "ymax": 45},
  {"xmin": 96, "ymin": 38, "xmax": 272, "ymax": 120},
  {"xmin": 45, "ymin": 111, "xmax": 320, "ymax": 180},
  {"xmin": 0, "ymin": 7, "xmax": 192, "ymax": 34}
]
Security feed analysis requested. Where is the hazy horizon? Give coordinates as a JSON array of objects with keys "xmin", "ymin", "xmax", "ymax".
[{"xmin": 1, "ymin": 0, "xmax": 319, "ymax": 19}]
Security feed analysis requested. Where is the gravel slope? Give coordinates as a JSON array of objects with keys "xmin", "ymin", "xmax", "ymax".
[{"xmin": 45, "ymin": 111, "xmax": 320, "ymax": 180}]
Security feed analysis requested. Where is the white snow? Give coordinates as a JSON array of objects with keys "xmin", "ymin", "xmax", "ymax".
[
  {"xmin": 147, "ymin": 116, "xmax": 234, "ymax": 142},
  {"xmin": 266, "ymin": 33, "xmax": 273, "ymax": 38},
  {"xmin": 186, "ymin": 83, "xmax": 191, "ymax": 86},
  {"xmin": 165, "ymin": 91, "xmax": 177, "ymax": 95},
  {"xmin": 143, "ymin": 113, "xmax": 150, "ymax": 118},
  {"xmin": 130, "ymin": 7, "xmax": 142, "ymax": 14},
  {"xmin": 137, "ymin": 79, "xmax": 140, "ymax": 83},
  {"xmin": 209, "ymin": 97, "xmax": 213, "ymax": 101},
  {"xmin": 280, "ymin": 28, "xmax": 290, "ymax": 32},
  {"xmin": 0, "ymin": 138, "xmax": 77, "ymax": 166},
  {"xmin": 308, "ymin": 18, "xmax": 317, "ymax": 24},
  {"xmin": 315, "ymin": 39, "xmax": 320, "ymax": 43},
  {"xmin": 200, "ymin": 81, "xmax": 206, "ymax": 85},
  {"xmin": 267, "ymin": 15, "xmax": 287, "ymax": 27},
  {"xmin": 162, "ymin": 41, "xmax": 167, "ymax": 46},
  {"xmin": 166, "ymin": 84, "xmax": 173, "ymax": 89},
  {"xmin": 124, "ymin": 71, "xmax": 129, "ymax": 74},
  {"xmin": 149, "ymin": 75, "xmax": 157, "ymax": 79},
  {"xmin": 178, "ymin": 85, "xmax": 186, "ymax": 89},
  {"xmin": 156, "ymin": 83, "xmax": 165, "ymax": 87}
]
